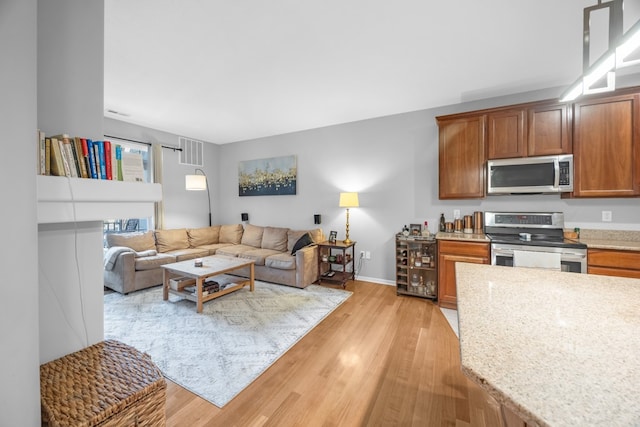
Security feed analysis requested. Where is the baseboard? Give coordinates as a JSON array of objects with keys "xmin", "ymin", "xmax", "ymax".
[{"xmin": 355, "ymin": 275, "xmax": 395, "ymax": 286}]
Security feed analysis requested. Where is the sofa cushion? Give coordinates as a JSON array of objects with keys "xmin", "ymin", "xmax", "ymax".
[
  {"xmin": 187, "ymin": 226, "xmax": 220, "ymax": 247},
  {"xmin": 106, "ymin": 231, "xmax": 155, "ymax": 252},
  {"xmin": 195, "ymin": 242, "xmax": 235, "ymax": 255},
  {"xmin": 261, "ymin": 226, "xmax": 289, "ymax": 252},
  {"xmin": 265, "ymin": 253, "xmax": 296, "ymax": 270},
  {"xmin": 291, "ymin": 232, "xmax": 314, "ymax": 255},
  {"xmin": 219, "ymin": 224, "xmax": 243, "ymax": 244},
  {"xmin": 287, "ymin": 228, "xmax": 323, "ymax": 252},
  {"xmin": 308, "ymin": 228, "xmax": 325, "ymax": 243},
  {"xmin": 216, "ymin": 244, "xmax": 256, "ymax": 257},
  {"xmin": 163, "ymin": 248, "xmax": 209, "ymax": 262},
  {"xmin": 155, "ymin": 229, "xmax": 189, "ymax": 253},
  {"xmin": 239, "ymin": 248, "xmax": 282, "ymax": 266},
  {"xmin": 241, "ymin": 224, "xmax": 264, "ymax": 248},
  {"xmin": 134, "ymin": 253, "xmax": 176, "ymax": 271}
]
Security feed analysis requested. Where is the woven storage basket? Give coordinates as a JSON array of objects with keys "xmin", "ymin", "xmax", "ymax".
[{"xmin": 40, "ymin": 339, "xmax": 166, "ymax": 426}]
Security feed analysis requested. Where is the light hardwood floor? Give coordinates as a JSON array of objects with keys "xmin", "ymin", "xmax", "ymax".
[{"xmin": 164, "ymin": 280, "xmax": 503, "ymax": 426}]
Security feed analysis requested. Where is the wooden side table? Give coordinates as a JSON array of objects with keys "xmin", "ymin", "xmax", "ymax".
[{"xmin": 317, "ymin": 240, "xmax": 356, "ymax": 288}]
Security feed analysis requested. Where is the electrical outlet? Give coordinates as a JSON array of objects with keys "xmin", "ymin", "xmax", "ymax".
[
  {"xmin": 602, "ymin": 210, "xmax": 612, "ymax": 222},
  {"xmin": 453, "ymin": 209, "xmax": 461, "ymax": 219},
  {"xmin": 365, "ymin": 251, "xmax": 371, "ymax": 259}
]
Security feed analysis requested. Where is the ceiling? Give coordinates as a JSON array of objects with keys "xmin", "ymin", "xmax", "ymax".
[{"xmin": 104, "ymin": 0, "xmax": 640, "ymax": 145}]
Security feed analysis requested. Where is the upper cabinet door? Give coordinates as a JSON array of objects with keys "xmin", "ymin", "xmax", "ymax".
[
  {"xmin": 572, "ymin": 93, "xmax": 640, "ymax": 197},
  {"xmin": 487, "ymin": 109, "xmax": 526, "ymax": 159},
  {"xmin": 527, "ymin": 102, "xmax": 571, "ymax": 156},
  {"xmin": 438, "ymin": 115, "xmax": 486, "ymax": 199}
]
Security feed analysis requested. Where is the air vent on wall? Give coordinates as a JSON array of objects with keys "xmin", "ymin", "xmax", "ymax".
[{"xmin": 179, "ymin": 137, "xmax": 204, "ymax": 167}]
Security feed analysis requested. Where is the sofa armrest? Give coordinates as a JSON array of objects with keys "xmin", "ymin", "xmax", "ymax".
[
  {"xmin": 295, "ymin": 244, "xmax": 319, "ymax": 287},
  {"xmin": 103, "ymin": 251, "xmax": 136, "ymax": 294}
]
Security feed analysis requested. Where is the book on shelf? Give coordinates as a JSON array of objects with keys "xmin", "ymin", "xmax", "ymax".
[
  {"xmin": 121, "ymin": 152, "xmax": 145, "ymax": 182},
  {"xmin": 57, "ymin": 138, "xmax": 73, "ymax": 177},
  {"xmin": 104, "ymin": 140, "xmax": 113, "ymax": 180},
  {"xmin": 49, "ymin": 137, "xmax": 66, "ymax": 176},
  {"xmin": 97, "ymin": 141, "xmax": 106, "ymax": 179},
  {"xmin": 44, "ymin": 137, "xmax": 51, "ymax": 175},
  {"xmin": 86, "ymin": 139, "xmax": 98, "ymax": 179},
  {"xmin": 74, "ymin": 137, "xmax": 89, "ymax": 178},
  {"xmin": 37, "ymin": 130, "xmax": 46, "ymax": 175},
  {"xmin": 115, "ymin": 144, "xmax": 123, "ymax": 180},
  {"xmin": 182, "ymin": 282, "xmax": 225, "ymax": 295},
  {"xmin": 52, "ymin": 134, "xmax": 79, "ymax": 178},
  {"xmin": 79, "ymin": 138, "xmax": 91, "ymax": 178}
]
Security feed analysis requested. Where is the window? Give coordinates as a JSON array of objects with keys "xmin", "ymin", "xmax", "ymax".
[{"xmin": 103, "ymin": 137, "xmax": 155, "ymax": 247}]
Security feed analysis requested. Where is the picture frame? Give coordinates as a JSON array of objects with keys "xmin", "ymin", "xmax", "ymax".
[
  {"xmin": 409, "ymin": 223, "xmax": 422, "ymax": 236},
  {"xmin": 238, "ymin": 155, "xmax": 297, "ymax": 196},
  {"xmin": 329, "ymin": 231, "xmax": 337, "ymax": 243}
]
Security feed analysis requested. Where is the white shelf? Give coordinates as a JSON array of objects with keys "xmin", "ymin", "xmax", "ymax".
[{"xmin": 37, "ymin": 175, "xmax": 162, "ymax": 224}]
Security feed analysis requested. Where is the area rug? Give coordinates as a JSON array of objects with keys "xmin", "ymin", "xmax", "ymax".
[{"xmin": 104, "ymin": 281, "xmax": 351, "ymax": 407}]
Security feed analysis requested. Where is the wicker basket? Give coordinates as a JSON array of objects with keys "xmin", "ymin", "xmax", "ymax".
[{"xmin": 40, "ymin": 339, "xmax": 166, "ymax": 426}]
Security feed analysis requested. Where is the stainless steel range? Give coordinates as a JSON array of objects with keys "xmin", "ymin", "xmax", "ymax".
[{"xmin": 485, "ymin": 212, "xmax": 587, "ymax": 273}]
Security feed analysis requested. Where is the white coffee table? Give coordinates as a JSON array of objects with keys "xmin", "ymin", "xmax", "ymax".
[{"xmin": 162, "ymin": 255, "xmax": 254, "ymax": 313}]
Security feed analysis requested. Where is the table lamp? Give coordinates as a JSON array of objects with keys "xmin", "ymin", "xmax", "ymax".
[{"xmin": 339, "ymin": 192, "xmax": 359, "ymax": 245}]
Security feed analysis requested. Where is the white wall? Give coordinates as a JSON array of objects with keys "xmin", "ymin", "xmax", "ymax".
[
  {"xmin": 0, "ymin": 0, "xmax": 40, "ymax": 425},
  {"xmin": 37, "ymin": 0, "xmax": 105, "ymax": 363}
]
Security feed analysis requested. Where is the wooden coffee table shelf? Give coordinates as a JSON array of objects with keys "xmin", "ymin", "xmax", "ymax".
[{"xmin": 162, "ymin": 255, "xmax": 255, "ymax": 313}]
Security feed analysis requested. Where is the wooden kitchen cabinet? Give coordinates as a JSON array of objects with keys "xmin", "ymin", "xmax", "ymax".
[
  {"xmin": 487, "ymin": 109, "xmax": 526, "ymax": 159},
  {"xmin": 526, "ymin": 102, "xmax": 571, "ymax": 156},
  {"xmin": 587, "ymin": 248, "xmax": 640, "ymax": 279},
  {"xmin": 571, "ymin": 92, "xmax": 640, "ymax": 197},
  {"xmin": 437, "ymin": 239, "xmax": 490, "ymax": 309},
  {"xmin": 437, "ymin": 114, "xmax": 486, "ymax": 199},
  {"xmin": 486, "ymin": 102, "xmax": 570, "ymax": 159}
]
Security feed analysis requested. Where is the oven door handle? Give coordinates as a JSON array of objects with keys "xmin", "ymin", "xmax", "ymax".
[
  {"xmin": 560, "ymin": 253, "xmax": 586, "ymax": 262},
  {"xmin": 492, "ymin": 248, "xmax": 513, "ymax": 257}
]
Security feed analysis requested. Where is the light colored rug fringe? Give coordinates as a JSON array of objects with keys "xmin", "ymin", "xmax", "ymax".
[
  {"xmin": 440, "ymin": 307, "xmax": 459, "ymax": 338},
  {"xmin": 104, "ymin": 282, "xmax": 352, "ymax": 407}
]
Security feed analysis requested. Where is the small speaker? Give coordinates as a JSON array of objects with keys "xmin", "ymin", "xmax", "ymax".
[
  {"xmin": 314, "ymin": 214, "xmax": 321, "ymax": 224},
  {"xmin": 241, "ymin": 213, "xmax": 249, "ymax": 221}
]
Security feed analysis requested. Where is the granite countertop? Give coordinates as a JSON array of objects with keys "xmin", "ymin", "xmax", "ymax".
[
  {"xmin": 434, "ymin": 228, "xmax": 640, "ymax": 250},
  {"xmin": 435, "ymin": 231, "xmax": 490, "ymax": 242},
  {"xmin": 455, "ymin": 263, "xmax": 640, "ymax": 427},
  {"xmin": 576, "ymin": 229, "xmax": 640, "ymax": 251}
]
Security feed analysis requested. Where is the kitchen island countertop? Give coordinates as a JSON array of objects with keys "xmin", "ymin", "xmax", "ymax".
[{"xmin": 455, "ymin": 263, "xmax": 640, "ymax": 427}]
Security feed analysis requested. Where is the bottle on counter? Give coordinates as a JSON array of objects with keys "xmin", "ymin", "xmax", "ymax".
[
  {"xmin": 422, "ymin": 221, "xmax": 430, "ymax": 237},
  {"xmin": 439, "ymin": 213, "xmax": 445, "ymax": 232}
]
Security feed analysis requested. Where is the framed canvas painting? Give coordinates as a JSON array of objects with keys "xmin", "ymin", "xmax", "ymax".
[{"xmin": 239, "ymin": 155, "xmax": 297, "ymax": 196}]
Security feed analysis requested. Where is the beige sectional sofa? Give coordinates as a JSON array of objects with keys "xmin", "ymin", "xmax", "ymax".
[{"xmin": 103, "ymin": 224, "xmax": 324, "ymax": 294}]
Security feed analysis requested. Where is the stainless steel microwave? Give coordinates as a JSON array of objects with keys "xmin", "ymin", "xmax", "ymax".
[{"xmin": 487, "ymin": 154, "xmax": 574, "ymax": 195}]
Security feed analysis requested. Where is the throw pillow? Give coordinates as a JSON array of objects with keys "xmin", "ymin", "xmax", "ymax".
[{"xmin": 291, "ymin": 232, "xmax": 313, "ymax": 255}]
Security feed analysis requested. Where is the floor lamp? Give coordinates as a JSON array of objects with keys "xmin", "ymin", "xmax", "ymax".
[{"xmin": 185, "ymin": 168, "xmax": 212, "ymax": 226}]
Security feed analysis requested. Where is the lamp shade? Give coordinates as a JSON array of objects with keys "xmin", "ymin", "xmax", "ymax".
[
  {"xmin": 185, "ymin": 174, "xmax": 207, "ymax": 191},
  {"xmin": 339, "ymin": 192, "xmax": 359, "ymax": 208}
]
